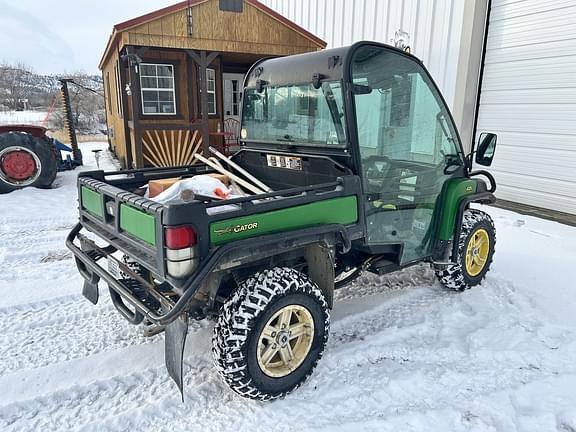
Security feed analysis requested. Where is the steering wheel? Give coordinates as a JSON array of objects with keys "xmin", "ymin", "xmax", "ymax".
[
  {"xmin": 362, "ymin": 155, "xmax": 392, "ymax": 180},
  {"xmin": 363, "ymin": 155, "xmax": 392, "ymax": 190}
]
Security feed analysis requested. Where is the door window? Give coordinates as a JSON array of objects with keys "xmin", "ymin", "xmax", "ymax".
[
  {"xmin": 351, "ymin": 46, "xmax": 463, "ymax": 262},
  {"xmin": 206, "ymin": 68, "xmax": 217, "ymax": 115}
]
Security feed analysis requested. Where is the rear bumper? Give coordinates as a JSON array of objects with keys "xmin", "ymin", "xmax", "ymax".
[
  {"xmin": 67, "ymin": 221, "xmax": 356, "ymax": 326},
  {"xmin": 66, "ymin": 223, "xmax": 204, "ymax": 326}
]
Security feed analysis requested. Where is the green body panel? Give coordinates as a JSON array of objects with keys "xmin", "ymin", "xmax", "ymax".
[
  {"xmin": 119, "ymin": 204, "xmax": 156, "ymax": 246},
  {"xmin": 437, "ymin": 178, "xmax": 478, "ymax": 241},
  {"xmin": 81, "ymin": 186, "xmax": 103, "ymax": 218},
  {"xmin": 210, "ymin": 196, "xmax": 358, "ymax": 246}
]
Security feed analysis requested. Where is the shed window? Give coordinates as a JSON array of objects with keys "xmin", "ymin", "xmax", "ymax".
[
  {"xmin": 140, "ymin": 63, "xmax": 176, "ymax": 115},
  {"xmin": 207, "ymin": 68, "xmax": 216, "ymax": 115}
]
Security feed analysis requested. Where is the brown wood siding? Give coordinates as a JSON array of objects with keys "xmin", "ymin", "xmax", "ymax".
[{"xmin": 122, "ymin": 0, "xmax": 320, "ymax": 56}]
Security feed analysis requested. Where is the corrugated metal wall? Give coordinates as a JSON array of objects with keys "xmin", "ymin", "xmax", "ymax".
[
  {"xmin": 476, "ymin": 0, "xmax": 576, "ymax": 214},
  {"xmin": 261, "ymin": 0, "xmax": 466, "ymax": 107}
]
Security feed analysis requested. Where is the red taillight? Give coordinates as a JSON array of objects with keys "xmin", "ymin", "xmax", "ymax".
[{"xmin": 165, "ymin": 225, "xmax": 197, "ymax": 249}]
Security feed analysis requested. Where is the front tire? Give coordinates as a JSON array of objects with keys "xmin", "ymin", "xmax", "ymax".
[
  {"xmin": 435, "ymin": 209, "xmax": 496, "ymax": 291},
  {"xmin": 212, "ymin": 267, "xmax": 330, "ymax": 401}
]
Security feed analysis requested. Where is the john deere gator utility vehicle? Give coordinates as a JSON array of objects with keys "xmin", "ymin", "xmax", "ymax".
[{"xmin": 67, "ymin": 41, "xmax": 498, "ymax": 401}]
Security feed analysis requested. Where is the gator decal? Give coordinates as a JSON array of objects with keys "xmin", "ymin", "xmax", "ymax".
[
  {"xmin": 210, "ymin": 196, "xmax": 358, "ymax": 246},
  {"xmin": 213, "ymin": 222, "xmax": 259, "ymax": 236}
]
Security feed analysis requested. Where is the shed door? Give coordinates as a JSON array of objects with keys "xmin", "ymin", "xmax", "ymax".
[
  {"xmin": 223, "ymin": 73, "xmax": 244, "ymax": 124},
  {"xmin": 476, "ymin": 0, "xmax": 576, "ymax": 214}
]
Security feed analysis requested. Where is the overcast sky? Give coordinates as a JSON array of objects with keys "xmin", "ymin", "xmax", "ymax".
[{"xmin": 0, "ymin": 0, "xmax": 178, "ymax": 75}]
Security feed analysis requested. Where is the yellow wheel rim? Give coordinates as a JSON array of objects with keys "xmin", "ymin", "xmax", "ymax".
[
  {"xmin": 257, "ymin": 305, "xmax": 315, "ymax": 378},
  {"xmin": 465, "ymin": 228, "xmax": 490, "ymax": 277}
]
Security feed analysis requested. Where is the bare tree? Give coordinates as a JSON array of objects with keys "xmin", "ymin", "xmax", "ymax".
[
  {"xmin": 0, "ymin": 61, "xmax": 36, "ymax": 109},
  {"xmin": 49, "ymin": 72, "xmax": 105, "ymax": 134}
]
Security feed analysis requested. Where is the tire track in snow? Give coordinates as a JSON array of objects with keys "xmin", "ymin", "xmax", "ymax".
[
  {"xmin": 0, "ymin": 260, "xmax": 77, "ymax": 281},
  {"xmin": 0, "ymin": 366, "xmax": 176, "ymax": 432},
  {"xmin": 0, "ymin": 358, "xmax": 217, "ymax": 432},
  {"xmin": 1, "ymin": 330, "xmax": 567, "ymax": 432},
  {"xmin": 0, "ymin": 293, "xmax": 86, "ymax": 333},
  {"xmin": 334, "ymin": 263, "xmax": 436, "ymax": 301},
  {"xmin": 0, "ymin": 296, "xmax": 209, "ymax": 376},
  {"xmin": 0, "ymin": 230, "xmax": 68, "ymax": 249},
  {"xmin": 330, "ymin": 286, "xmax": 453, "ymax": 346},
  {"xmin": 0, "ymin": 280, "xmax": 570, "ymax": 432},
  {"xmin": 0, "ymin": 286, "xmax": 446, "ymax": 431},
  {"xmin": 0, "ymin": 303, "xmax": 156, "ymax": 376},
  {"xmin": 0, "ymin": 224, "xmax": 71, "ymax": 270},
  {"xmin": 1, "ymin": 249, "xmax": 72, "ymax": 267},
  {"xmin": 0, "ymin": 216, "xmax": 75, "ymax": 229}
]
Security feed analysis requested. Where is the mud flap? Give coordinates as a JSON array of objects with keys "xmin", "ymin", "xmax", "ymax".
[
  {"xmin": 165, "ymin": 313, "xmax": 188, "ymax": 401},
  {"xmin": 82, "ymin": 272, "xmax": 100, "ymax": 305}
]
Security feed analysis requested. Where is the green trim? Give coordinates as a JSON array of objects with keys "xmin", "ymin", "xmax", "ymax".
[
  {"xmin": 437, "ymin": 179, "xmax": 478, "ymax": 240},
  {"xmin": 81, "ymin": 186, "xmax": 103, "ymax": 218},
  {"xmin": 119, "ymin": 204, "xmax": 156, "ymax": 246},
  {"xmin": 210, "ymin": 196, "xmax": 358, "ymax": 246}
]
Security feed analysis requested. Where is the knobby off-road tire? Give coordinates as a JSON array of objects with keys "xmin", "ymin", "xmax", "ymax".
[
  {"xmin": 435, "ymin": 209, "xmax": 496, "ymax": 291},
  {"xmin": 0, "ymin": 132, "xmax": 57, "ymax": 193},
  {"xmin": 212, "ymin": 267, "xmax": 330, "ymax": 401}
]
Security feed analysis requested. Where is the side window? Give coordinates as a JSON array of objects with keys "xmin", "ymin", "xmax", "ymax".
[
  {"xmin": 352, "ymin": 48, "xmax": 461, "ymax": 166},
  {"xmin": 140, "ymin": 63, "xmax": 176, "ymax": 115}
]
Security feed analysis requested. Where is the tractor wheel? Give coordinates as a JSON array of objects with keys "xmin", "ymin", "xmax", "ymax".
[
  {"xmin": 435, "ymin": 209, "xmax": 496, "ymax": 291},
  {"xmin": 212, "ymin": 267, "xmax": 330, "ymax": 401},
  {"xmin": 0, "ymin": 132, "xmax": 57, "ymax": 193}
]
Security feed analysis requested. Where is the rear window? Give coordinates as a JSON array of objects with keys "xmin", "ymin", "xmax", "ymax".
[{"xmin": 241, "ymin": 81, "xmax": 347, "ymax": 147}]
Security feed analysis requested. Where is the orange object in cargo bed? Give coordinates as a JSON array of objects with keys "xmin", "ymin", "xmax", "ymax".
[{"xmin": 148, "ymin": 177, "xmax": 180, "ymax": 198}]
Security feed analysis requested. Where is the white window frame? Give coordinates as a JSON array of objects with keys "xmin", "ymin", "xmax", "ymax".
[
  {"xmin": 206, "ymin": 68, "xmax": 216, "ymax": 115},
  {"xmin": 140, "ymin": 63, "xmax": 176, "ymax": 115}
]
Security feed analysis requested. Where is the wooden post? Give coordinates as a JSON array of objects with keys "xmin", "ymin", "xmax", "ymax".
[
  {"xmin": 126, "ymin": 46, "xmax": 143, "ymax": 168},
  {"xmin": 199, "ymin": 50, "xmax": 209, "ymax": 156},
  {"xmin": 118, "ymin": 53, "xmax": 132, "ymax": 169},
  {"xmin": 186, "ymin": 49, "xmax": 219, "ymax": 156},
  {"xmin": 186, "ymin": 54, "xmax": 196, "ymax": 122},
  {"xmin": 125, "ymin": 46, "xmax": 149, "ymax": 168}
]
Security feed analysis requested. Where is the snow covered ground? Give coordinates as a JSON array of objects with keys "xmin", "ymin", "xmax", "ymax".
[
  {"xmin": 1, "ymin": 142, "xmax": 576, "ymax": 431},
  {"xmin": 0, "ymin": 110, "xmax": 48, "ymax": 126}
]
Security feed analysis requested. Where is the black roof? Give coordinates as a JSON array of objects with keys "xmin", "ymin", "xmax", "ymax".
[{"xmin": 244, "ymin": 41, "xmax": 421, "ymax": 88}]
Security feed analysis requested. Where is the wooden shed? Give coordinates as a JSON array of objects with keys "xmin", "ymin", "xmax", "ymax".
[{"xmin": 99, "ymin": 0, "xmax": 326, "ymax": 169}]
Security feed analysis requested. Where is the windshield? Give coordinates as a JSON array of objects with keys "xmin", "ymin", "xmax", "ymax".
[{"xmin": 241, "ymin": 81, "xmax": 347, "ymax": 147}]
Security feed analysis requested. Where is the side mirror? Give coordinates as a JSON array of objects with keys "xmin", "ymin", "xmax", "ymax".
[{"xmin": 475, "ymin": 132, "xmax": 497, "ymax": 166}]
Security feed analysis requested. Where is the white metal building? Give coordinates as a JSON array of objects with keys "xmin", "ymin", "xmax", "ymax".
[
  {"xmin": 262, "ymin": 0, "xmax": 576, "ymax": 215},
  {"xmin": 476, "ymin": 0, "xmax": 576, "ymax": 214}
]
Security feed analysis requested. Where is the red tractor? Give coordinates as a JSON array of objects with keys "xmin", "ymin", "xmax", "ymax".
[{"xmin": 0, "ymin": 79, "xmax": 83, "ymax": 194}]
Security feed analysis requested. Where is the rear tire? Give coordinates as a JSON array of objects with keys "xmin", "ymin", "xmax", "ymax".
[
  {"xmin": 435, "ymin": 209, "xmax": 496, "ymax": 291},
  {"xmin": 0, "ymin": 132, "xmax": 57, "ymax": 193},
  {"xmin": 212, "ymin": 267, "xmax": 330, "ymax": 401}
]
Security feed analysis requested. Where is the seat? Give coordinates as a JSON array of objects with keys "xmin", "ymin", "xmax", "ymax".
[{"xmin": 223, "ymin": 118, "xmax": 240, "ymax": 155}]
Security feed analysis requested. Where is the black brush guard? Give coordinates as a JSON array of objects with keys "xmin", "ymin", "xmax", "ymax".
[{"xmin": 67, "ymin": 222, "xmax": 353, "ymax": 397}]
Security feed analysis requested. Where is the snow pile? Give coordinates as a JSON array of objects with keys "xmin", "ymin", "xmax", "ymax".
[{"xmin": 0, "ymin": 143, "xmax": 575, "ymax": 431}]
